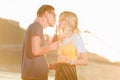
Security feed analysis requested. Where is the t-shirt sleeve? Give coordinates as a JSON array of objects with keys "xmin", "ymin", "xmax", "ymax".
[
  {"xmin": 31, "ymin": 25, "xmax": 43, "ymax": 38},
  {"xmin": 73, "ymin": 34, "xmax": 86, "ymax": 54}
]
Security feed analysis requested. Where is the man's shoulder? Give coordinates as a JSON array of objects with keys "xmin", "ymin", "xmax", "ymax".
[{"xmin": 28, "ymin": 22, "xmax": 42, "ymax": 30}]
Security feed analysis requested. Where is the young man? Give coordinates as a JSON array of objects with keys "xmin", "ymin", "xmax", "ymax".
[{"xmin": 21, "ymin": 5, "xmax": 58, "ymax": 80}]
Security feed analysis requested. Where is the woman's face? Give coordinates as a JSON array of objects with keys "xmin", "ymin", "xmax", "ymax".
[
  {"xmin": 56, "ymin": 17, "xmax": 65, "ymax": 36},
  {"xmin": 58, "ymin": 17, "xmax": 65, "ymax": 30}
]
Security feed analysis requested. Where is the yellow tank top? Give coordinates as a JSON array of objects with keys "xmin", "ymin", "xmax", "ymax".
[{"xmin": 58, "ymin": 41, "xmax": 77, "ymax": 60}]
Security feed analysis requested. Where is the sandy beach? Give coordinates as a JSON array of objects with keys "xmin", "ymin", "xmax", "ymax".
[{"xmin": 0, "ymin": 71, "xmax": 55, "ymax": 80}]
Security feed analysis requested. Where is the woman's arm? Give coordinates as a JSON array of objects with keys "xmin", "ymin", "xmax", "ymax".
[
  {"xmin": 74, "ymin": 52, "xmax": 88, "ymax": 66},
  {"xmin": 58, "ymin": 52, "xmax": 88, "ymax": 66}
]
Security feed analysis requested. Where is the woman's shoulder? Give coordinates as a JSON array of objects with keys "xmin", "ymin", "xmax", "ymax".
[
  {"xmin": 72, "ymin": 33, "xmax": 82, "ymax": 39},
  {"xmin": 63, "ymin": 33, "xmax": 81, "ymax": 44}
]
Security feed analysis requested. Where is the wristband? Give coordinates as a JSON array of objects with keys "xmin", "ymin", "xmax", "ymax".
[{"xmin": 70, "ymin": 59, "xmax": 74, "ymax": 65}]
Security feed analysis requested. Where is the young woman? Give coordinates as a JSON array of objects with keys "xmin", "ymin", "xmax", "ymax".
[{"xmin": 54, "ymin": 11, "xmax": 88, "ymax": 80}]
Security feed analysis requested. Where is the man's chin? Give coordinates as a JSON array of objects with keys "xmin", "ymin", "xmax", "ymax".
[{"xmin": 49, "ymin": 24, "xmax": 55, "ymax": 27}]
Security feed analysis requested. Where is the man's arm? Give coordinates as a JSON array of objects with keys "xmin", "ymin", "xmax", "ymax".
[{"xmin": 32, "ymin": 36, "xmax": 58, "ymax": 56}]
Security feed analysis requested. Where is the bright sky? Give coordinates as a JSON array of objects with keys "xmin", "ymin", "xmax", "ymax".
[{"xmin": 0, "ymin": 0, "xmax": 120, "ymax": 62}]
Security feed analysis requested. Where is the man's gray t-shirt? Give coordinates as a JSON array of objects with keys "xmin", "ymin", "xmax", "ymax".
[{"xmin": 21, "ymin": 22, "xmax": 49, "ymax": 79}]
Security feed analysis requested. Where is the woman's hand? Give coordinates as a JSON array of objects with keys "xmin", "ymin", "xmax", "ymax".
[{"xmin": 59, "ymin": 54, "xmax": 70, "ymax": 63}]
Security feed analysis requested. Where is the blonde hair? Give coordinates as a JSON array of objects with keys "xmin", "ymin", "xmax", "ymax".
[{"xmin": 59, "ymin": 11, "xmax": 80, "ymax": 41}]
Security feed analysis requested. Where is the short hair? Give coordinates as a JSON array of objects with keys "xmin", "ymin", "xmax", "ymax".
[{"xmin": 37, "ymin": 5, "xmax": 54, "ymax": 17}]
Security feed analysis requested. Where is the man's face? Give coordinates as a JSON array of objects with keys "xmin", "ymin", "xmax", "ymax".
[{"xmin": 47, "ymin": 11, "xmax": 56, "ymax": 27}]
